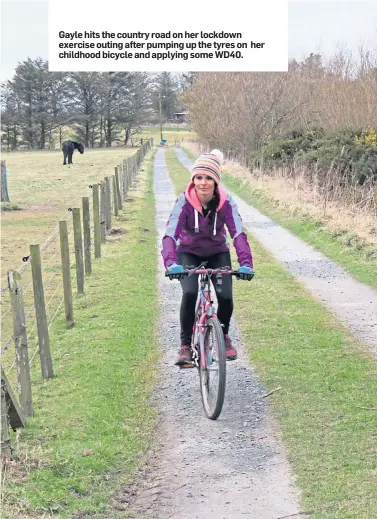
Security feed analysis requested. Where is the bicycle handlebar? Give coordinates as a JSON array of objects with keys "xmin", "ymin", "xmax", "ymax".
[
  {"xmin": 186, "ymin": 268, "xmax": 238, "ymax": 276},
  {"xmin": 164, "ymin": 267, "xmax": 240, "ymax": 277}
]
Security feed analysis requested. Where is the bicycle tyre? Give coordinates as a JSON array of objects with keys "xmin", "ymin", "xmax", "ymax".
[{"xmin": 199, "ymin": 316, "xmax": 226, "ymax": 420}]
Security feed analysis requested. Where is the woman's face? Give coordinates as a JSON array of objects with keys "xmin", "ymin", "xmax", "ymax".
[{"xmin": 193, "ymin": 174, "xmax": 215, "ymax": 200}]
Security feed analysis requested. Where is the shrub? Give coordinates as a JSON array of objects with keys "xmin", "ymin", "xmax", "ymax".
[{"xmin": 250, "ymin": 127, "xmax": 377, "ymax": 185}]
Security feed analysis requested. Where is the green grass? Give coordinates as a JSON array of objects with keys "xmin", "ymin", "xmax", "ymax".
[
  {"xmin": 3, "ymin": 152, "xmax": 159, "ymax": 518},
  {"xmin": 1, "ymin": 147, "xmax": 140, "ymax": 276},
  {"xmin": 138, "ymin": 125, "xmax": 195, "ymax": 147},
  {"xmin": 233, "ymin": 241, "xmax": 377, "ymax": 518},
  {"xmin": 182, "ymin": 147, "xmax": 377, "ymax": 291},
  {"xmin": 165, "ymin": 147, "xmax": 377, "ymax": 518},
  {"xmin": 164, "ymin": 149, "xmax": 191, "ymax": 193}
]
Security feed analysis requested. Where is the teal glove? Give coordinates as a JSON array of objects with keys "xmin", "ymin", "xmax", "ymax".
[
  {"xmin": 167, "ymin": 263, "xmax": 185, "ymax": 280},
  {"xmin": 237, "ymin": 266, "xmax": 255, "ymax": 281}
]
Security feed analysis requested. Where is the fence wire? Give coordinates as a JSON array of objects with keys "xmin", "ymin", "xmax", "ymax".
[{"xmin": 1, "ymin": 141, "xmax": 152, "ymax": 409}]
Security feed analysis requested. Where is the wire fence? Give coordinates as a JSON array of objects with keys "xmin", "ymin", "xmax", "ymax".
[{"xmin": 0, "ymin": 139, "xmax": 153, "ymax": 461}]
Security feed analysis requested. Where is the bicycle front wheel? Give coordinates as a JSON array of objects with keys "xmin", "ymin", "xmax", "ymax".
[{"xmin": 199, "ymin": 317, "xmax": 226, "ymax": 420}]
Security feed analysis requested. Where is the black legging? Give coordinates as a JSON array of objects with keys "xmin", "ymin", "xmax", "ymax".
[{"xmin": 177, "ymin": 251, "xmax": 233, "ymax": 346}]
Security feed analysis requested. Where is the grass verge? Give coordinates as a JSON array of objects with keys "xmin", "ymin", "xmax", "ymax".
[
  {"xmin": 181, "ymin": 146, "xmax": 377, "ymax": 292},
  {"xmin": 166, "ymin": 147, "xmax": 377, "ymax": 518},
  {"xmin": 2, "ymin": 151, "xmax": 159, "ymax": 519}
]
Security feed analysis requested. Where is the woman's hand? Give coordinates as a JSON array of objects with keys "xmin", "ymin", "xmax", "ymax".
[
  {"xmin": 237, "ymin": 266, "xmax": 255, "ymax": 281},
  {"xmin": 166, "ymin": 263, "xmax": 185, "ymax": 280}
]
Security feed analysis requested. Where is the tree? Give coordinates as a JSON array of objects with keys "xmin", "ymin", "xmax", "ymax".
[
  {"xmin": 178, "ymin": 72, "xmax": 197, "ymax": 92},
  {"xmin": 1, "ymin": 82, "xmax": 21, "ymax": 151},
  {"xmin": 121, "ymin": 73, "xmax": 154, "ymax": 145},
  {"xmin": 155, "ymin": 72, "xmax": 179, "ymax": 121},
  {"xmin": 102, "ymin": 72, "xmax": 133, "ymax": 147},
  {"xmin": 10, "ymin": 58, "xmax": 53, "ymax": 149},
  {"xmin": 66, "ymin": 72, "xmax": 102, "ymax": 147},
  {"xmin": 3, "ymin": 58, "xmax": 68, "ymax": 150}
]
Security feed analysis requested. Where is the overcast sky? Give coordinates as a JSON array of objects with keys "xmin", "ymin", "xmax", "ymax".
[{"xmin": 1, "ymin": 0, "xmax": 376, "ymax": 83}]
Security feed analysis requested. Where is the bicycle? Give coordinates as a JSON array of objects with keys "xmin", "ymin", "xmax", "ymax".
[{"xmin": 166, "ymin": 262, "xmax": 240, "ymax": 420}]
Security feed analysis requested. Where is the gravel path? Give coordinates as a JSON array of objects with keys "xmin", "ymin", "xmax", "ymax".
[
  {"xmin": 174, "ymin": 147, "xmax": 377, "ymax": 355},
  {"xmin": 118, "ymin": 148, "xmax": 304, "ymax": 518}
]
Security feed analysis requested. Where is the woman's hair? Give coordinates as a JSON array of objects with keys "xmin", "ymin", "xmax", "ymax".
[{"xmin": 207, "ymin": 186, "xmax": 220, "ymax": 214}]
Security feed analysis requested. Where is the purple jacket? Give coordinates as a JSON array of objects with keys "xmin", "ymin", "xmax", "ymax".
[{"xmin": 161, "ymin": 183, "xmax": 253, "ymax": 268}]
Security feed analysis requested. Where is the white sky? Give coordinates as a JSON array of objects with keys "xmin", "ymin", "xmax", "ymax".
[{"xmin": 1, "ymin": 0, "xmax": 377, "ymax": 83}]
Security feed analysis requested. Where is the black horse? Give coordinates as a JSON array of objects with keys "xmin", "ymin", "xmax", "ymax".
[{"xmin": 62, "ymin": 140, "xmax": 84, "ymax": 165}]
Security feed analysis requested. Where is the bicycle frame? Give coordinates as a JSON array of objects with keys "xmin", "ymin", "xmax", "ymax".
[
  {"xmin": 192, "ymin": 272, "xmax": 215, "ymax": 370},
  {"xmin": 165, "ymin": 263, "xmax": 247, "ymax": 419},
  {"xmin": 190, "ymin": 267, "xmax": 236, "ymax": 369}
]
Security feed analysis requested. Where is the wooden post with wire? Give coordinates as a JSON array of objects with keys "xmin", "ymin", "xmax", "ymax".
[
  {"xmin": 72, "ymin": 208, "xmax": 84, "ymax": 294},
  {"xmin": 105, "ymin": 176, "xmax": 112, "ymax": 230},
  {"xmin": 30, "ymin": 244, "xmax": 53, "ymax": 378},
  {"xmin": 115, "ymin": 166, "xmax": 122, "ymax": 209},
  {"xmin": 8, "ymin": 270, "xmax": 33, "ymax": 417},
  {"xmin": 112, "ymin": 175, "xmax": 119, "ymax": 217},
  {"xmin": 123, "ymin": 160, "xmax": 128, "ymax": 198},
  {"xmin": 92, "ymin": 184, "xmax": 101, "ymax": 258},
  {"xmin": 59, "ymin": 221, "xmax": 74, "ymax": 329},
  {"xmin": 82, "ymin": 197, "xmax": 92, "ymax": 275},
  {"xmin": 100, "ymin": 181, "xmax": 106, "ymax": 243}
]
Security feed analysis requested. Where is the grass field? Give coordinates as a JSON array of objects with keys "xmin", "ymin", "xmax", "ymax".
[
  {"xmin": 2, "ymin": 151, "xmax": 159, "ymax": 519},
  {"xmin": 1, "ymin": 147, "xmax": 140, "ymax": 277},
  {"xmin": 1, "ymin": 129, "xmax": 195, "ymax": 279},
  {"xmin": 0, "ymin": 146, "xmax": 146, "ymax": 398},
  {"xmin": 137, "ymin": 125, "xmax": 195, "ymax": 146}
]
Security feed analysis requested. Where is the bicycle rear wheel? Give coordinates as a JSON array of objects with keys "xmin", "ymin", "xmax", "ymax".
[{"xmin": 199, "ymin": 316, "xmax": 226, "ymax": 420}]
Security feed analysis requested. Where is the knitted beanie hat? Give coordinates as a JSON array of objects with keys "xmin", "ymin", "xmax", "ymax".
[{"xmin": 191, "ymin": 150, "xmax": 223, "ymax": 184}]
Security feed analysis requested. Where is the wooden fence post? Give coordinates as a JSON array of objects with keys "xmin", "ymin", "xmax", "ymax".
[
  {"xmin": 92, "ymin": 184, "xmax": 101, "ymax": 258},
  {"xmin": 1, "ymin": 378, "xmax": 11, "ymax": 462},
  {"xmin": 82, "ymin": 197, "xmax": 92, "ymax": 275},
  {"xmin": 115, "ymin": 166, "xmax": 122, "ymax": 209},
  {"xmin": 1, "ymin": 369, "xmax": 25, "ymax": 431},
  {"xmin": 123, "ymin": 160, "xmax": 128, "ymax": 199},
  {"xmin": 112, "ymin": 176, "xmax": 119, "ymax": 216},
  {"xmin": 72, "ymin": 208, "xmax": 84, "ymax": 294},
  {"xmin": 118, "ymin": 164, "xmax": 123, "ymax": 203},
  {"xmin": 105, "ymin": 176, "xmax": 112, "ymax": 230},
  {"xmin": 128, "ymin": 158, "xmax": 133, "ymax": 186},
  {"xmin": 1, "ymin": 160, "xmax": 10, "ymax": 203},
  {"xmin": 59, "ymin": 221, "xmax": 74, "ymax": 329},
  {"xmin": 30, "ymin": 244, "xmax": 53, "ymax": 378},
  {"xmin": 100, "ymin": 181, "xmax": 106, "ymax": 243},
  {"xmin": 8, "ymin": 270, "xmax": 33, "ymax": 417}
]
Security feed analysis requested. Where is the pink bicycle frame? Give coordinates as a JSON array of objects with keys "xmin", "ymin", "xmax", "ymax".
[{"xmin": 191, "ymin": 269, "xmax": 236, "ymax": 369}]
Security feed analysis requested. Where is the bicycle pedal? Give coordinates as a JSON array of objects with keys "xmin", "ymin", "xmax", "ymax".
[{"xmin": 180, "ymin": 362, "xmax": 195, "ymax": 369}]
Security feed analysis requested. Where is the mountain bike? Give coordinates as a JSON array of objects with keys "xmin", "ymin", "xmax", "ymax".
[{"xmin": 166, "ymin": 263, "xmax": 240, "ymax": 420}]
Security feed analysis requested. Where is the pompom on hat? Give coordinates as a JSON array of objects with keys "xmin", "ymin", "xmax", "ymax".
[{"xmin": 191, "ymin": 149, "xmax": 224, "ymax": 184}]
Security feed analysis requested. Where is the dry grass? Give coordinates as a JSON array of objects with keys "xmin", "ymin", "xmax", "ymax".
[
  {"xmin": 183, "ymin": 140, "xmax": 377, "ymax": 249},
  {"xmin": 227, "ymin": 164, "xmax": 377, "ymax": 248}
]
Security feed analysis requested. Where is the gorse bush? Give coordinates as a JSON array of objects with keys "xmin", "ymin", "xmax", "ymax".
[{"xmin": 250, "ymin": 127, "xmax": 377, "ymax": 186}]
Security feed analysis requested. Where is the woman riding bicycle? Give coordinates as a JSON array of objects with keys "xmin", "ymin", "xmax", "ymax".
[{"xmin": 162, "ymin": 149, "xmax": 255, "ymax": 366}]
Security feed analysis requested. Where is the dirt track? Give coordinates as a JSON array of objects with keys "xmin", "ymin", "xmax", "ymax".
[
  {"xmin": 113, "ymin": 148, "xmax": 304, "ymax": 518},
  {"xmin": 114, "ymin": 146, "xmax": 377, "ymax": 518}
]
